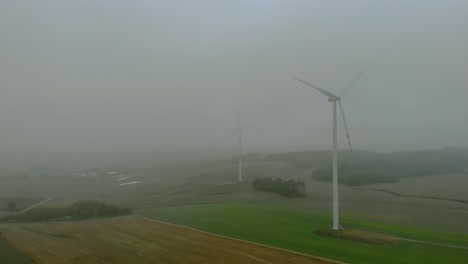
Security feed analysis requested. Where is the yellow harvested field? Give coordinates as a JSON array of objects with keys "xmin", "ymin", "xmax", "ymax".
[{"xmin": 0, "ymin": 216, "xmax": 344, "ymax": 264}]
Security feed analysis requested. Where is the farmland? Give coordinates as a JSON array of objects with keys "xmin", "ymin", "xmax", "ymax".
[
  {"xmin": 138, "ymin": 203, "xmax": 468, "ymax": 264},
  {"xmin": 363, "ymin": 174, "xmax": 468, "ymax": 201},
  {"xmin": 0, "ymin": 235, "xmax": 35, "ymax": 264},
  {"xmin": 0, "ymin": 149, "xmax": 467, "ymax": 263},
  {"xmin": 0, "ymin": 215, "xmax": 342, "ymax": 264}
]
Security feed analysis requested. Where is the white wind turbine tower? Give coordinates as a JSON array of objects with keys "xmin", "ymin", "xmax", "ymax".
[
  {"xmin": 228, "ymin": 109, "xmax": 261, "ymax": 183},
  {"xmin": 293, "ymin": 71, "xmax": 363, "ymax": 230},
  {"xmin": 228, "ymin": 111, "xmax": 244, "ymax": 182}
]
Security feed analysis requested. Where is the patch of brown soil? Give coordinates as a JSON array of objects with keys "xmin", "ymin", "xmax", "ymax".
[
  {"xmin": 315, "ymin": 228, "xmax": 400, "ymax": 245},
  {"xmin": 342, "ymin": 229, "xmax": 400, "ymax": 245}
]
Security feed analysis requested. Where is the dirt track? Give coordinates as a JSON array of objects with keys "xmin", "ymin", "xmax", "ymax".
[{"xmin": 0, "ymin": 215, "xmax": 345, "ymax": 264}]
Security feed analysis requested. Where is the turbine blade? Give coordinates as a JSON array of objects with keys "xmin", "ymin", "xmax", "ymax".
[
  {"xmin": 292, "ymin": 77, "xmax": 339, "ymax": 99},
  {"xmin": 244, "ymin": 124, "xmax": 265, "ymax": 137},
  {"xmin": 340, "ymin": 69, "xmax": 365, "ymax": 97},
  {"xmin": 227, "ymin": 127, "xmax": 240, "ymax": 143},
  {"xmin": 338, "ymin": 101, "xmax": 352, "ymax": 152}
]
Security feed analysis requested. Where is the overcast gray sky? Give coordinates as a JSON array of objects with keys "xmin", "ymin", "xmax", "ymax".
[{"xmin": 1, "ymin": 0, "xmax": 467, "ymax": 165}]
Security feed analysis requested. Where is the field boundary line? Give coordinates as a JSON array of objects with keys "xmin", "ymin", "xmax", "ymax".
[
  {"xmin": 136, "ymin": 215, "xmax": 348, "ymax": 264},
  {"xmin": 400, "ymin": 238, "xmax": 468, "ymax": 250},
  {"xmin": 364, "ymin": 188, "xmax": 468, "ymax": 205}
]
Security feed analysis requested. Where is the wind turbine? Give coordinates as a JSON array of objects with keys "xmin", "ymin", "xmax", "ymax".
[
  {"xmin": 228, "ymin": 110, "xmax": 262, "ymax": 183},
  {"xmin": 228, "ymin": 111, "xmax": 244, "ymax": 182},
  {"xmin": 293, "ymin": 71, "xmax": 363, "ymax": 230}
]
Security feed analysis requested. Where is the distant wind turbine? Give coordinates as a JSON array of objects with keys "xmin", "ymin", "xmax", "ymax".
[
  {"xmin": 228, "ymin": 111, "xmax": 244, "ymax": 182},
  {"xmin": 227, "ymin": 110, "xmax": 262, "ymax": 183},
  {"xmin": 293, "ymin": 70, "xmax": 364, "ymax": 230}
]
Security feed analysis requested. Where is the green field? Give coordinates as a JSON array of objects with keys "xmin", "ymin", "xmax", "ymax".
[{"xmin": 137, "ymin": 203, "xmax": 468, "ymax": 264}]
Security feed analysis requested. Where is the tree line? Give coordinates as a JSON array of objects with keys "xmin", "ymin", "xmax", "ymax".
[
  {"xmin": 0, "ymin": 200, "xmax": 133, "ymax": 222},
  {"xmin": 252, "ymin": 178, "xmax": 306, "ymax": 198}
]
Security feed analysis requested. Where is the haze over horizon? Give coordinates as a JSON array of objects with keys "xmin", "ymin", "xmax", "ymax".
[{"xmin": 1, "ymin": 0, "xmax": 467, "ymax": 167}]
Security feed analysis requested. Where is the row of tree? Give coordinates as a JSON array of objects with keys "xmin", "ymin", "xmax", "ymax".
[
  {"xmin": 252, "ymin": 178, "xmax": 306, "ymax": 197},
  {"xmin": 69, "ymin": 200, "xmax": 132, "ymax": 219},
  {"xmin": 0, "ymin": 200, "xmax": 133, "ymax": 222}
]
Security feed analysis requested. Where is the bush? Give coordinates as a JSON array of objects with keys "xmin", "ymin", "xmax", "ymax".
[
  {"xmin": 0, "ymin": 200, "xmax": 133, "ymax": 223},
  {"xmin": 252, "ymin": 178, "xmax": 306, "ymax": 197}
]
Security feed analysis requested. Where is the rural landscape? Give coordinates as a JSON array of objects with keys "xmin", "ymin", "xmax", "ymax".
[
  {"xmin": 1, "ymin": 0, "xmax": 467, "ymax": 263},
  {"xmin": 1, "ymin": 148, "xmax": 468, "ymax": 263}
]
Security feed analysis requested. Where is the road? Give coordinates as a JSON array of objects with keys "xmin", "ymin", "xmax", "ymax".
[{"xmin": 13, "ymin": 198, "xmax": 54, "ymax": 215}]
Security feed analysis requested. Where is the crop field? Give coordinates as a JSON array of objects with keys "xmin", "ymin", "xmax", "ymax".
[
  {"xmin": 137, "ymin": 203, "xmax": 468, "ymax": 264},
  {"xmin": 2, "ymin": 161, "xmax": 467, "ymax": 263},
  {"xmin": 0, "ymin": 235, "xmax": 35, "ymax": 264},
  {"xmin": 0, "ymin": 215, "xmax": 343, "ymax": 264},
  {"xmin": 363, "ymin": 174, "xmax": 468, "ymax": 201}
]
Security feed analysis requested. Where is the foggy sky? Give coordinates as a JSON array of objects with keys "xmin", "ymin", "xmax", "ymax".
[{"xmin": 1, "ymin": 0, "xmax": 467, "ymax": 165}]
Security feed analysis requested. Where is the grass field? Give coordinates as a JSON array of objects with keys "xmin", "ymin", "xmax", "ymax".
[
  {"xmin": 137, "ymin": 203, "xmax": 468, "ymax": 264},
  {"xmin": 0, "ymin": 215, "xmax": 341, "ymax": 264}
]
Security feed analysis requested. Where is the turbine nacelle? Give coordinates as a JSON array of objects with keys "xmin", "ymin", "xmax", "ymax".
[{"xmin": 292, "ymin": 76, "xmax": 355, "ymax": 152}]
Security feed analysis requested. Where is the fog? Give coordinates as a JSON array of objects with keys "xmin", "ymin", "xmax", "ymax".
[{"xmin": 1, "ymin": 1, "xmax": 467, "ymax": 170}]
